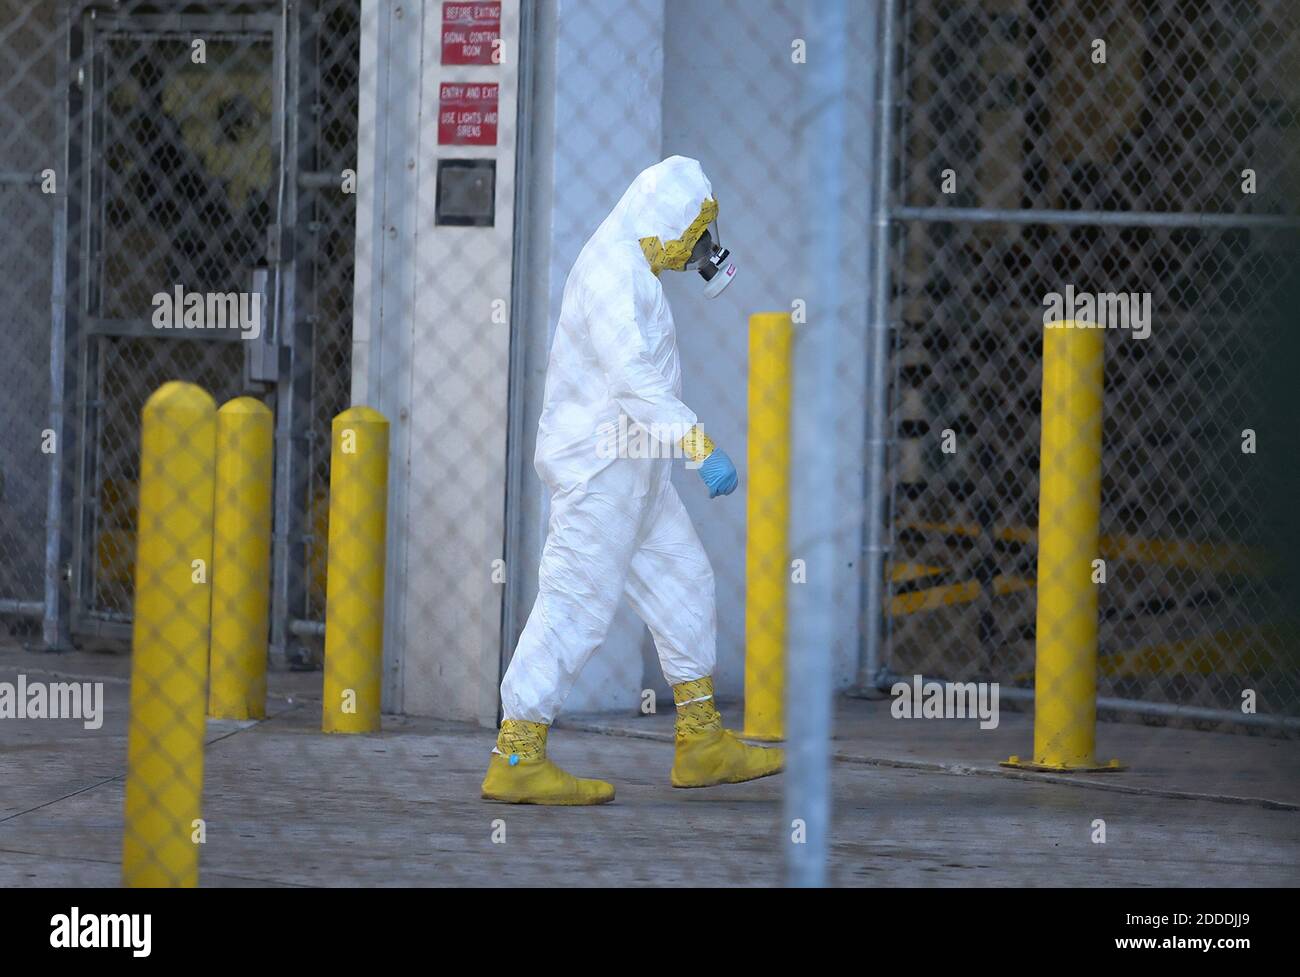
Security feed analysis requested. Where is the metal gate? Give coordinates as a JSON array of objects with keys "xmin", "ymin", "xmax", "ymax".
[
  {"xmin": 67, "ymin": 8, "xmax": 281, "ymax": 640},
  {"xmin": 50, "ymin": 0, "xmax": 359, "ymax": 659},
  {"xmin": 873, "ymin": 0, "xmax": 1300, "ymax": 723}
]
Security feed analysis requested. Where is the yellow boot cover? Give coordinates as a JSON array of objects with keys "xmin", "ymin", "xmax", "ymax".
[
  {"xmin": 481, "ymin": 719, "xmax": 615, "ymax": 805},
  {"xmin": 670, "ymin": 678, "xmax": 785, "ymax": 788}
]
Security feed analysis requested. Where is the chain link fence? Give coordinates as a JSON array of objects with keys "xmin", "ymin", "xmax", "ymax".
[
  {"xmin": 881, "ymin": 0, "xmax": 1300, "ymax": 721},
  {"xmin": 0, "ymin": 0, "xmax": 1296, "ymax": 890},
  {"xmin": 0, "ymin": 1, "xmax": 60, "ymax": 631},
  {"xmin": 1, "ymin": 0, "xmax": 825, "ymax": 886}
]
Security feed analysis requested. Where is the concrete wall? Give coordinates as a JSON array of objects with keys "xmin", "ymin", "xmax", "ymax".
[
  {"xmin": 660, "ymin": 0, "xmax": 808, "ymax": 701},
  {"xmin": 506, "ymin": 0, "xmax": 878, "ymax": 716},
  {"xmin": 509, "ymin": 0, "xmax": 668, "ymax": 714},
  {"xmin": 354, "ymin": 0, "xmax": 522, "ymax": 724}
]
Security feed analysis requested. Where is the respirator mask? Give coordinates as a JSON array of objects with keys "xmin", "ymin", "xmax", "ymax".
[{"xmin": 684, "ymin": 220, "xmax": 737, "ymax": 299}]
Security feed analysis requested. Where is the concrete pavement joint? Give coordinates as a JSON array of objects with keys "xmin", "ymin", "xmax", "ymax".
[
  {"xmin": 0, "ymin": 698, "xmax": 302, "ymax": 826},
  {"xmin": 834, "ymin": 754, "xmax": 1300, "ymax": 812},
  {"xmin": 0, "ymin": 774, "xmax": 124, "ymax": 825},
  {"xmin": 558, "ymin": 718, "xmax": 1300, "ymax": 812}
]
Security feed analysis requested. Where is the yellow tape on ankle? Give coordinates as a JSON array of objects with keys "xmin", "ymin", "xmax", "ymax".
[{"xmin": 497, "ymin": 719, "xmax": 548, "ymax": 760}]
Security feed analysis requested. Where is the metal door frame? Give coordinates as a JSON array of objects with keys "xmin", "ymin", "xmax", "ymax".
[{"xmin": 63, "ymin": 4, "xmax": 295, "ymax": 641}]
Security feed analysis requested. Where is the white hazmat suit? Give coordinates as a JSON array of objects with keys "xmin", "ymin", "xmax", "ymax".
[{"xmin": 500, "ymin": 156, "xmax": 720, "ymax": 724}]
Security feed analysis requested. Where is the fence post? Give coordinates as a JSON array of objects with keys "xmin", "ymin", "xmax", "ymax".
[
  {"xmin": 208, "ymin": 396, "xmax": 274, "ymax": 720},
  {"xmin": 122, "ymin": 381, "xmax": 216, "ymax": 887},
  {"xmin": 322, "ymin": 406, "xmax": 390, "ymax": 733},
  {"xmin": 1004, "ymin": 322, "xmax": 1122, "ymax": 772},
  {"xmin": 745, "ymin": 312, "xmax": 793, "ymax": 742}
]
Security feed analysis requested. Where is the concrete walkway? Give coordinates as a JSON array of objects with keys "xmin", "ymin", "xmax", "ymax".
[{"xmin": 2, "ymin": 645, "xmax": 1297, "ymax": 886}]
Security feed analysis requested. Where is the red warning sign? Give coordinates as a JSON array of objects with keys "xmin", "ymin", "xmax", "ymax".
[
  {"xmin": 441, "ymin": 2, "xmax": 501, "ymax": 65},
  {"xmin": 438, "ymin": 82, "xmax": 499, "ymax": 146}
]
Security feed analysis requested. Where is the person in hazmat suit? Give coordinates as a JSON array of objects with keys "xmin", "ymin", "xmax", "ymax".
[{"xmin": 481, "ymin": 156, "xmax": 784, "ymax": 805}]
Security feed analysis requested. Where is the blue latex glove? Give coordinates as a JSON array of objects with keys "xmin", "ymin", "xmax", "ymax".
[{"xmin": 698, "ymin": 448, "xmax": 738, "ymax": 498}]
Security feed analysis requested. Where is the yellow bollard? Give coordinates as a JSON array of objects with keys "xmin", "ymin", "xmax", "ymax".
[
  {"xmin": 208, "ymin": 397, "xmax": 273, "ymax": 720},
  {"xmin": 322, "ymin": 406, "xmax": 389, "ymax": 733},
  {"xmin": 122, "ymin": 381, "xmax": 216, "ymax": 887},
  {"xmin": 1004, "ymin": 322, "xmax": 1122, "ymax": 772},
  {"xmin": 744, "ymin": 312, "xmax": 793, "ymax": 741}
]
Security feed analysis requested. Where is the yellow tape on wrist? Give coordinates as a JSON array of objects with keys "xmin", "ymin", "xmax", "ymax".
[{"xmin": 679, "ymin": 424, "xmax": 716, "ymax": 464}]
